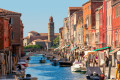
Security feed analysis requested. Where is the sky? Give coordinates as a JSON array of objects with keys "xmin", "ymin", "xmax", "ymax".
[{"xmin": 1, "ymin": 0, "xmax": 88, "ymax": 37}]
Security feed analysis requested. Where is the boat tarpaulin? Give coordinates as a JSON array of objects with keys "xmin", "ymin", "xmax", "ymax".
[
  {"xmin": 86, "ymin": 67, "xmax": 102, "ymax": 76},
  {"xmin": 93, "ymin": 47, "xmax": 110, "ymax": 51}
]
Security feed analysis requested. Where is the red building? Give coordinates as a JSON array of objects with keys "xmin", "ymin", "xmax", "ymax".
[
  {"xmin": 0, "ymin": 17, "xmax": 10, "ymax": 50},
  {"xmin": 0, "ymin": 8, "xmax": 23, "ymax": 59},
  {"xmin": 0, "ymin": 8, "xmax": 24, "ymax": 76},
  {"xmin": 0, "ymin": 16, "xmax": 12, "ymax": 76},
  {"xmin": 112, "ymin": 0, "xmax": 120, "ymax": 49},
  {"xmin": 102, "ymin": 0, "xmax": 107, "ymax": 47},
  {"xmin": 95, "ymin": 6, "xmax": 103, "ymax": 48}
]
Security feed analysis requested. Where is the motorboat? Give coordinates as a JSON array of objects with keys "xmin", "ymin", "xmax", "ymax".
[
  {"xmin": 86, "ymin": 67, "xmax": 104, "ymax": 80},
  {"xmin": 40, "ymin": 58, "xmax": 46, "ymax": 63},
  {"xmin": 17, "ymin": 59, "xmax": 28, "ymax": 67},
  {"xmin": 71, "ymin": 62, "xmax": 86, "ymax": 73},
  {"xmin": 46, "ymin": 55, "xmax": 53, "ymax": 60},
  {"xmin": 52, "ymin": 60, "xmax": 58, "ymax": 66},
  {"xmin": 59, "ymin": 58, "xmax": 72, "ymax": 67}
]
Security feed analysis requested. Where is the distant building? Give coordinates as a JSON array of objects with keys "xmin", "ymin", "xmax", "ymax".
[{"xmin": 23, "ymin": 16, "xmax": 59, "ymax": 49}]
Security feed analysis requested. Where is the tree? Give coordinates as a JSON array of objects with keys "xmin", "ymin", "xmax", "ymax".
[{"xmin": 52, "ymin": 36, "xmax": 59, "ymax": 48}]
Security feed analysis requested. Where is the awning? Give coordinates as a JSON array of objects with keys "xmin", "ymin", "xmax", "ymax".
[
  {"xmin": 84, "ymin": 51, "xmax": 97, "ymax": 57},
  {"xmin": 66, "ymin": 45, "xmax": 70, "ymax": 47},
  {"xmin": 93, "ymin": 47, "xmax": 111, "ymax": 51},
  {"xmin": 110, "ymin": 48, "xmax": 120, "ymax": 54},
  {"xmin": 70, "ymin": 47, "xmax": 78, "ymax": 52},
  {"xmin": 110, "ymin": 50, "xmax": 113, "ymax": 52}
]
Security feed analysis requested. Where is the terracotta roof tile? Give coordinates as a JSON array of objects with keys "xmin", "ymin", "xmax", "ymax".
[
  {"xmin": 39, "ymin": 33, "xmax": 48, "ymax": 36},
  {"xmin": 68, "ymin": 7, "xmax": 83, "ymax": 10},
  {"xmin": 24, "ymin": 36, "xmax": 29, "ymax": 39},
  {"xmin": 0, "ymin": 8, "xmax": 21, "ymax": 15},
  {"xmin": 29, "ymin": 31, "xmax": 38, "ymax": 34}
]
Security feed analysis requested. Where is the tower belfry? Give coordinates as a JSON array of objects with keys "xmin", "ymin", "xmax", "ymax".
[{"xmin": 48, "ymin": 16, "xmax": 54, "ymax": 43}]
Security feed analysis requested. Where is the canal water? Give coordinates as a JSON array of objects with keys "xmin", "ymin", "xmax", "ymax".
[{"xmin": 25, "ymin": 54, "xmax": 86, "ymax": 80}]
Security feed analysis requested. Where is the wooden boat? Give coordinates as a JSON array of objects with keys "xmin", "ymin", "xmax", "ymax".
[
  {"xmin": 40, "ymin": 59, "xmax": 46, "ymax": 63},
  {"xmin": 47, "ymin": 56, "xmax": 53, "ymax": 60},
  {"xmin": 59, "ymin": 58, "xmax": 72, "ymax": 67},
  {"xmin": 71, "ymin": 62, "xmax": 86, "ymax": 73},
  {"xmin": 52, "ymin": 61, "xmax": 58, "ymax": 66}
]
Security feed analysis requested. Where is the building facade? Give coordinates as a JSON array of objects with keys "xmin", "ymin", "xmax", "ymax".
[
  {"xmin": 82, "ymin": 0, "xmax": 103, "ymax": 48},
  {"xmin": 112, "ymin": 0, "xmax": 120, "ymax": 49}
]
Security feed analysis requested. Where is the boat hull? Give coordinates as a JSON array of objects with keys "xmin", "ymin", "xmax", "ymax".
[
  {"xmin": 71, "ymin": 66, "xmax": 86, "ymax": 72},
  {"xmin": 40, "ymin": 60, "xmax": 46, "ymax": 63},
  {"xmin": 59, "ymin": 61, "xmax": 72, "ymax": 67}
]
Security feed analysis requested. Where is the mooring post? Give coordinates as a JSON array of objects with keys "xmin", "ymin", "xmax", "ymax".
[{"xmin": 108, "ymin": 61, "xmax": 111, "ymax": 79}]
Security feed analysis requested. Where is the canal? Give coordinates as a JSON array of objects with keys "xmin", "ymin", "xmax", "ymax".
[{"xmin": 25, "ymin": 54, "xmax": 86, "ymax": 80}]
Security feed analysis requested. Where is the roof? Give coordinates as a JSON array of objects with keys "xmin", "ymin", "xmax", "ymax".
[
  {"xmin": 82, "ymin": 0, "xmax": 103, "ymax": 6},
  {"xmin": 39, "ymin": 33, "xmax": 48, "ymax": 36},
  {"xmin": 0, "ymin": 8, "xmax": 21, "ymax": 16},
  {"xmin": 24, "ymin": 36, "xmax": 29, "ymax": 39},
  {"xmin": 82, "ymin": 1, "xmax": 91, "ymax": 6},
  {"xmin": 54, "ymin": 33, "xmax": 59, "ymax": 36},
  {"xmin": 68, "ymin": 7, "xmax": 82, "ymax": 10},
  {"xmin": 29, "ymin": 31, "xmax": 38, "ymax": 34},
  {"xmin": 32, "ymin": 39, "xmax": 51, "ymax": 42},
  {"xmin": 59, "ymin": 27, "xmax": 63, "ymax": 30}
]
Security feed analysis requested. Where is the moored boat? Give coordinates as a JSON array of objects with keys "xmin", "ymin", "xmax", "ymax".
[
  {"xmin": 71, "ymin": 62, "xmax": 86, "ymax": 73},
  {"xmin": 86, "ymin": 67, "xmax": 104, "ymax": 80},
  {"xmin": 59, "ymin": 58, "xmax": 72, "ymax": 67},
  {"xmin": 40, "ymin": 58, "xmax": 46, "ymax": 63}
]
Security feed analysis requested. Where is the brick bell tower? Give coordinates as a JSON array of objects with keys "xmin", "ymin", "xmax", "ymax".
[{"xmin": 48, "ymin": 16, "xmax": 54, "ymax": 45}]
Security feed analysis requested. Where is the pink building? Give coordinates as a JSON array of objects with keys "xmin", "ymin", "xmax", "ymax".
[{"xmin": 106, "ymin": 0, "xmax": 112, "ymax": 47}]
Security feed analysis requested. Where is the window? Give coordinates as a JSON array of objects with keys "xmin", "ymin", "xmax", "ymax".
[
  {"xmin": 113, "ymin": 31, "xmax": 114, "ymax": 42},
  {"xmin": 115, "ymin": 31, "xmax": 118, "ymax": 41},
  {"xmin": 12, "ymin": 31, "xmax": 14, "ymax": 40},
  {"xmin": 9, "ymin": 17, "xmax": 13, "ymax": 24},
  {"xmin": 5, "ymin": 37, "xmax": 6, "ymax": 42},
  {"xmin": 119, "ymin": 6, "xmax": 120, "ymax": 16},
  {"xmin": 113, "ymin": 8, "xmax": 114, "ymax": 19},
  {"xmin": 116, "ymin": 6, "xmax": 120, "ymax": 18},
  {"xmin": 87, "ymin": 6, "xmax": 89, "ymax": 12},
  {"xmin": 119, "ymin": 31, "xmax": 120, "ymax": 42},
  {"xmin": 109, "ymin": 16, "xmax": 110, "ymax": 26},
  {"xmin": 85, "ymin": 8, "xmax": 86, "ymax": 12},
  {"xmin": 107, "ymin": 16, "xmax": 108, "ymax": 26}
]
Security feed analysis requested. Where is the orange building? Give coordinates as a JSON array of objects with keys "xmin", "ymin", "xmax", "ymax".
[{"xmin": 82, "ymin": 0, "xmax": 103, "ymax": 48}]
